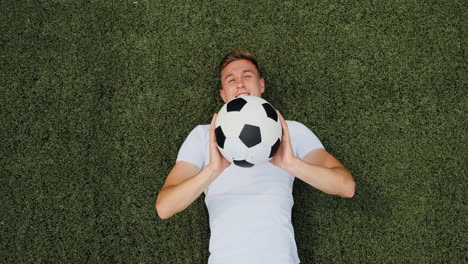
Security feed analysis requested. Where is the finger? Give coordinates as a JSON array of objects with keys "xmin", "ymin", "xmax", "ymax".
[
  {"xmin": 210, "ymin": 113, "xmax": 217, "ymax": 128},
  {"xmin": 210, "ymin": 113, "xmax": 218, "ymax": 143},
  {"xmin": 277, "ymin": 110, "xmax": 289, "ymax": 133},
  {"xmin": 277, "ymin": 110, "xmax": 291, "ymax": 143},
  {"xmin": 277, "ymin": 110, "xmax": 285, "ymax": 123}
]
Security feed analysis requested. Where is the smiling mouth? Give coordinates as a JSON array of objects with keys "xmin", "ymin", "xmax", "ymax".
[{"xmin": 235, "ymin": 93, "xmax": 250, "ymax": 98}]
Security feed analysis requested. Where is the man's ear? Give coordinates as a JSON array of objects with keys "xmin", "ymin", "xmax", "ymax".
[
  {"xmin": 220, "ymin": 89, "xmax": 227, "ymax": 103},
  {"xmin": 260, "ymin": 78, "xmax": 265, "ymax": 94}
]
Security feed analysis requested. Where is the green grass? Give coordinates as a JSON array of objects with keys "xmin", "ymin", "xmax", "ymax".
[{"xmin": 1, "ymin": 0, "xmax": 466, "ymax": 263}]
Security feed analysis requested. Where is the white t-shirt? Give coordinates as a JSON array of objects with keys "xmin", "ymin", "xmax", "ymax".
[{"xmin": 176, "ymin": 121, "xmax": 324, "ymax": 264}]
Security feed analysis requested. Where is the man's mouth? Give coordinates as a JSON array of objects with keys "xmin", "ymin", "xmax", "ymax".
[{"xmin": 235, "ymin": 93, "xmax": 250, "ymax": 98}]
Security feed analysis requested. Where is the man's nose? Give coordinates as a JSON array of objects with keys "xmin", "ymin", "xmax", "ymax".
[{"xmin": 236, "ymin": 79, "xmax": 245, "ymax": 88}]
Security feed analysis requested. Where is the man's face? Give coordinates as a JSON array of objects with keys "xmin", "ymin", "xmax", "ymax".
[{"xmin": 220, "ymin": 59, "xmax": 265, "ymax": 103}]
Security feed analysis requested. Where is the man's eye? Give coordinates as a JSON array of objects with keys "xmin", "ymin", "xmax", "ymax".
[
  {"xmin": 244, "ymin": 75, "xmax": 251, "ymax": 78},
  {"xmin": 228, "ymin": 80, "xmax": 234, "ymax": 83}
]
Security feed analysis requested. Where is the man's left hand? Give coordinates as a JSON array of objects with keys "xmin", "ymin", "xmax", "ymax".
[{"xmin": 269, "ymin": 111, "xmax": 299, "ymax": 170}]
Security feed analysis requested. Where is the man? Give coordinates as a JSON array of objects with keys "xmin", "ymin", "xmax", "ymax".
[{"xmin": 156, "ymin": 48, "xmax": 355, "ymax": 264}]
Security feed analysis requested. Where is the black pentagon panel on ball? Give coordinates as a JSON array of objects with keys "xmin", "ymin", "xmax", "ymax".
[
  {"xmin": 227, "ymin": 97, "xmax": 248, "ymax": 112},
  {"xmin": 269, "ymin": 138, "xmax": 281, "ymax": 158},
  {"xmin": 215, "ymin": 126, "xmax": 226, "ymax": 149},
  {"xmin": 233, "ymin": 160, "xmax": 255, "ymax": 168},
  {"xmin": 239, "ymin": 124, "xmax": 262, "ymax": 148},
  {"xmin": 262, "ymin": 103, "xmax": 278, "ymax": 122}
]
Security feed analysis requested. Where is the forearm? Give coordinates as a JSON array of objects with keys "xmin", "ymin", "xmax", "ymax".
[
  {"xmin": 286, "ymin": 158, "xmax": 355, "ymax": 198},
  {"xmin": 156, "ymin": 166, "xmax": 219, "ymax": 219}
]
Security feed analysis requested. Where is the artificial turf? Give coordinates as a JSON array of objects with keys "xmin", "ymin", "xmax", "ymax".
[{"xmin": 1, "ymin": 0, "xmax": 466, "ymax": 263}]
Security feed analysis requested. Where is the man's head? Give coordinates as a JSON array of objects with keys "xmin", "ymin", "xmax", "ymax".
[{"xmin": 219, "ymin": 48, "xmax": 265, "ymax": 103}]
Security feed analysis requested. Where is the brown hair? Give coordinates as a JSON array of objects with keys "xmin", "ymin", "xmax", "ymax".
[{"xmin": 219, "ymin": 48, "xmax": 260, "ymax": 77}]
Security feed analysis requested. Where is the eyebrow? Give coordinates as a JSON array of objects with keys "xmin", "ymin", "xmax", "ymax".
[{"xmin": 223, "ymin": 70, "xmax": 255, "ymax": 82}]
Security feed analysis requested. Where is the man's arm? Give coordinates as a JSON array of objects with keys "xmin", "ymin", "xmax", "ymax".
[
  {"xmin": 286, "ymin": 149, "xmax": 355, "ymax": 198},
  {"xmin": 156, "ymin": 161, "xmax": 219, "ymax": 219},
  {"xmin": 270, "ymin": 111, "xmax": 355, "ymax": 198},
  {"xmin": 155, "ymin": 113, "xmax": 230, "ymax": 219}
]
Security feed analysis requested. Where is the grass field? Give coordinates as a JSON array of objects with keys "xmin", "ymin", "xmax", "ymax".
[{"xmin": 1, "ymin": 0, "xmax": 466, "ymax": 263}]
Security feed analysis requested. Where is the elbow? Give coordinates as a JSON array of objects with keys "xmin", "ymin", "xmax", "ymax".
[
  {"xmin": 341, "ymin": 180, "xmax": 355, "ymax": 198},
  {"xmin": 155, "ymin": 199, "xmax": 173, "ymax": 220},
  {"xmin": 156, "ymin": 207, "xmax": 168, "ymax": 220}
]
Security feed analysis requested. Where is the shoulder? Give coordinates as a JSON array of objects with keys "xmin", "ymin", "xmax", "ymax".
[
  {"xmin": 193, "ymin": 124, "xmax": 210, "ymax": 132},
  {"xmin": 285, "ymin": 120, "xmax": 312, "ymax": 134},
  {"xmin": 187, "ymin": 124, "xmax": 210, "ymax": 141},
  {"xmin": 285, "ymin": 120, "xmax": 303, "ymax": 128},
  {"xmin": 285, "ymin": 120, "xmax": 325, "ymax": 157},
  {"xmin": 188, "ymin": 124, "xmax": 210, "ymax": 134},
  {"xmin": 286, "ymin": 120, "xmax": 323, "ymax": 143},
  {"xmin": 177, "ymin": 124, "xmax": 210, "ymax": 166}
]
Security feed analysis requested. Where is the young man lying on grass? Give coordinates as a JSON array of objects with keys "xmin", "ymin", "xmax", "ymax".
[{"xmin": 156, "ymin": 48, "xmax": 355, "ymax": 264}]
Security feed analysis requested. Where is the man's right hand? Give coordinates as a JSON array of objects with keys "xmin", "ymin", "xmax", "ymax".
[{"xmin": 207, "ymin": 113, "xmax": 231, "ymax": 174}]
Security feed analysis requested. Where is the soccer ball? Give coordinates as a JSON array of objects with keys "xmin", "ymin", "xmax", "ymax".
[{"xmin": 214, "ymin": 96, "xmax": 282, "ymax": 168}]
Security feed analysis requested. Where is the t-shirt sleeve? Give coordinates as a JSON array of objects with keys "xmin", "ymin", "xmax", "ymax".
[
  {"xmin": 289, "ymin": 121, "xmax": 325, "ymax": 160},
  {"xmin": 176, "ymin": 125, "xmax": 206, "ymax": 169}
]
